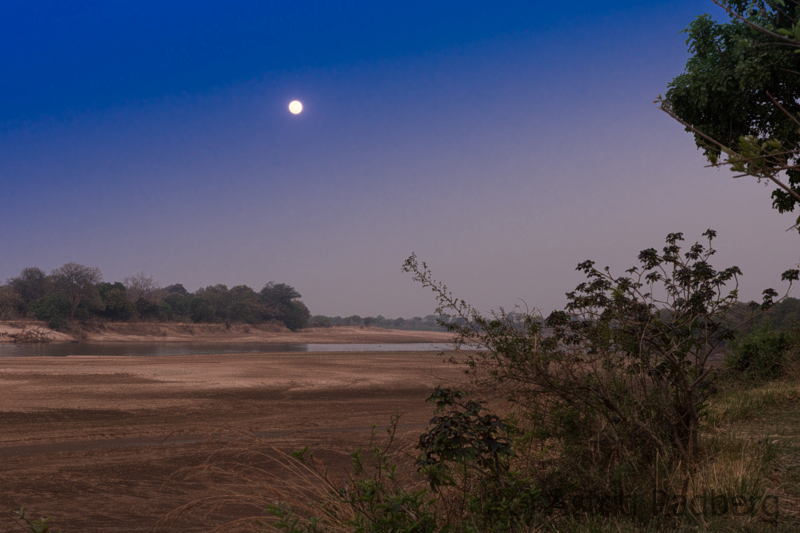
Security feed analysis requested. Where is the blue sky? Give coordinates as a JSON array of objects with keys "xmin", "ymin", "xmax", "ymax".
[{"xmin": 1, "ymin": 1, "xmax": 797, "ymax": 317}]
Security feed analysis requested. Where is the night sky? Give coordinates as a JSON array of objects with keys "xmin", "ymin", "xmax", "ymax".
[{"xmin": 1, "ymin": 1, "xmax": 797, "ymax": 317}]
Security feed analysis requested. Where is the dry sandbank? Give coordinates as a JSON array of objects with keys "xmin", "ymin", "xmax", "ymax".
[{"xmin": 0, "ymin": 321, "xmax": 455, "ymax": 344}]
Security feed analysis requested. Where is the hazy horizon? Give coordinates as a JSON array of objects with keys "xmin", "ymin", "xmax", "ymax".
[{"xmin": 2, "ymin": 0, "xmax": 798, "ymax": 318}]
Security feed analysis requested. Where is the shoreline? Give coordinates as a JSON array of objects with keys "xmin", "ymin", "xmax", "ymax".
[{"xmin": 0, "ymin": 321, "xmax": 456, "ymax": 345}]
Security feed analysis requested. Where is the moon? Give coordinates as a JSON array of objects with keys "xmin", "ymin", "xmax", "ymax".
[{"xmin": 288, "ymin": 100, "xmax": 303, "ymax": 114}]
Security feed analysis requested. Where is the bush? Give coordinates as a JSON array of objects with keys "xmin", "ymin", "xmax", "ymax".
[
  {"xmin": 403, "ymin": 230, "xmax": 798, "ymax": 490},
  {"xmin": 31, "ymin": 293, "xmax": 73, "ymax": 331},
  {"xmin": 724, "ymin": 321, "xmax": 797, "ymax": 381},
  {"xmin": 262, "ymin": 392, "xmax": 537, "ymax": 533}
]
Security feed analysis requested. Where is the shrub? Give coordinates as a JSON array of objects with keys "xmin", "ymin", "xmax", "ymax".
[
  {"xmin": 262, "ymin": 393, "xmax": 536, "ymax": 533},
  {"xmin": 724, "ymin": 321, "xmax": 797, "ymax": 381},
  {"xmin": 416, "ymin": 388, "xmax": 540, "ymax": 531},
  {"xmin": 30, "ymin": 293, "xmax": 72, "ymax": 331},
  {"xmin": 403, "ymin": 230, "xmax": 798, "ymax": 492}
]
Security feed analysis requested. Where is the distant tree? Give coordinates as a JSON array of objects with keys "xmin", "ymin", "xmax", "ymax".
[
  {"xmin": 97, "ymin": 283, "xmax": 134, "ymax": 322},
  {"xmin": 394, "ymin": 317, "xmax": 405, "ymax": 328},
  {"xmin": 31, "ymin": 292, "xmax": 73, "ymax": 331},
  {"xmin": 7, "ymin": 267, "xmax": 48, "ymax": 314},
  {"xmin": 283, "ymin": 301, "xmax": 311, "ymax": 331},
  {"xmin": 135, "ymin": 297, "xmax": 162, "ymax": 321},
  {"xmin": 50, "ymin": 262, "xmax": 103, "ymax": 318},
  {"xmin": 363, "ymin": 316, "xmax": 375, "ymax": 327},
  {"xmin": 259, "ymin": 282, "xmax": 305, "ymax": 326},
  {"xmin": 259, "ymin": 282, "xmax": 301, "ymax": 308},
  {"xmin": 226, "ymin": 284, "xmax": 261, "ymax": 323},
  {"xmin": 0, "ymin": 286, "xmax": 23, "ymax": 319},
  {"xmin": 228, "ymin": 299, "xmax": 262, "ymax": 324},
  {"xmin": 228, "ymin": 284, "xmax": 258, "ymax": 301},
  {"xmin": 196, "ymin": 284, "xmax": 229, "ymax": 320},
  {"xmin": 123, "ymin": 271, "xmax": 161, "ymax": 302},
  {"xmin": 162, "ymin": 293, "xmax": 189, "ymax": 320},
  {"xmin": 190, "ymin": 296, "xmax": 216, "ymax": 323},
  {"xmin": 309, "ymin": 315, "xmax": 332, "ymax": 328},
  {"xmin": 165, "ymin": 283, "xmax": 188, "ymax": 296},
  {"xmin": 343, "ymin": 315, "xmax": 362, "ymax": 326}
]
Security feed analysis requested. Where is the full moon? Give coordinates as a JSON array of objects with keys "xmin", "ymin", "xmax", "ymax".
[{"xmin": 288, "ymin": 100, "xmax": 303, "ymax": 114}]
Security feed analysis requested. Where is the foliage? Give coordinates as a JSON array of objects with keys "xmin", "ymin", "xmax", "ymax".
[
  {"xmin": 260, "ymin": 282, "xmax": 301, "ymax": 310},
  {"xmin": 724, "ymin": 320, "xmax": 798, "ymax": 380},
  {"xmin": 6, "ymin": 267, "xmax": 48, "ymax": 314},
  {"xmin": 416, "ymin": 388, "xmax": 514, "ymax": 491},
  {"xmin": 97, "ymin": 282, "xmax": 134, "ymax": 321},
  {"xmin": 661, "ymin": 0, "xmax": 800, "ymax": 218},
  {"xmin": 123, "ymin": 271, "xmax": 161, "ymax": 302},
  {"xmin": 260, "ymin": 282, "xmax": 302, "ymax": 324},
  {"xmin": 416, "ymin": 388, "xmax": 540, "ymax": 531},
  {"xmin": 189, "ymin": 296, "xmax": 216, "ymax": 323},
  {"xmin": 0, "ymin": 285, "xmax": 24, "ymax": 319},
  {"xmin": 164, "ymin": 283, "xmax": 188, "ymax": 295},
  {"xmin": 308, "ymin": 315, "xmax": 332, "ymax": 328},
  {"xmin": 307, "ymin": 314, "xmax": 447, "ymax": 331},
  {"xmin": 195, "ymin": 284, "xmax": 231, "ymax": 320},
  {"xmin": 262, "ymin": 396, "xmax": 539, "ymax": 533},
  {"xmin": 135, "ymin": 297, "xmax": 162, "ymax": 321},
  {"xmin": 30, "ymin": 293, "xmax": 73, "ymax": 331},
  {"xmin": 403, "ymin": 230, "xmax": 798, "ymax": 484},
  {"xmin": 49, "ymin": 262, "xmax": 102, "ymax": 318},
  {"xmin": 228, "ymin": 299, "xmax": 263, "ymax": 324},
  {"xmin": 7, "ymin": 507, "xmax": 58, "ymax": 533},
  {"xmin": 263, "ymin": 418, "xmax": 445, "ymax": 533},
  {"xmin": 160, "ymin": 292, "xmax": 189, "ymax": 320},
  {"xmin": 282, "ymin": 301, "xmax": 310, "ymax": 331},
  {"xmin": 2, "ymin": 265, "xmax": 311, "ymax": 329}
]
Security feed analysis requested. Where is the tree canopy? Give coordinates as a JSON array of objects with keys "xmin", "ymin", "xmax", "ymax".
[
  {"xmin": 0, "ymin": 263, "xmax": 311, "ymax": 331},
  {"xmin": 662, "ymin": 0, "xmax": 800, "ymax": 217}
]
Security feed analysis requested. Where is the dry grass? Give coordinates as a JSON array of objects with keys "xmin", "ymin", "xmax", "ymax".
[{"xmin": 152, "ymin": 373, "xmax": 800, "ymax": 532}]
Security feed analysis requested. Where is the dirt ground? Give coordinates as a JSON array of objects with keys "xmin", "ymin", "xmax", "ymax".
[
  {"xmin": 0, "ymin": 321, "xmax": 456, "ymax": 344},
  {"xmin": 0, "ymin": 351, "xmax": 467, "ymax": 532}
]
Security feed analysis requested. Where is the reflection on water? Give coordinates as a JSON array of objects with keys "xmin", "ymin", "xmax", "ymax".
[{"xmin": 0, "ymin": 342, "xmax": 454, "ymax": 358}]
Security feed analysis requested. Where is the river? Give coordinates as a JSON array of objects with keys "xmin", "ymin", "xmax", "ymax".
[{"xmin": 0, "ymin": 342, "xmax": 454, "ymax": 357}]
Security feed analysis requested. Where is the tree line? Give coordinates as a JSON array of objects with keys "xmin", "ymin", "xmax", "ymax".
[
  {"xmin": 0, "ymin": 263, "xmax": 310, "ymax": 331},
  {"xmin": 308, "ymin": 314, "xmax": 450, "ymax": 331}
]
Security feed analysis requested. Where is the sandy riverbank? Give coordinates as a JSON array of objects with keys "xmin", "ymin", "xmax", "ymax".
[
  {"xmin": 0, "ymin": 321, "xmax": 456, "ymax": 344},
  {"xmin": 0, "ymin": 351, "xmax": 467, "ymax": 531}
]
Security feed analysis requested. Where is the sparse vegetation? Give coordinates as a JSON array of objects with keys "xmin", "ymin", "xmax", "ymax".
[{"xmin": 231, "ymin": 231, "xmax": 800, "ymax": 532}]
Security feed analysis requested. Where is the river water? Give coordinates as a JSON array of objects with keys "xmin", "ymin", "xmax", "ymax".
[{"xmin": 0, "ymin": 342, "xmax": 454, "ymax": 357}]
